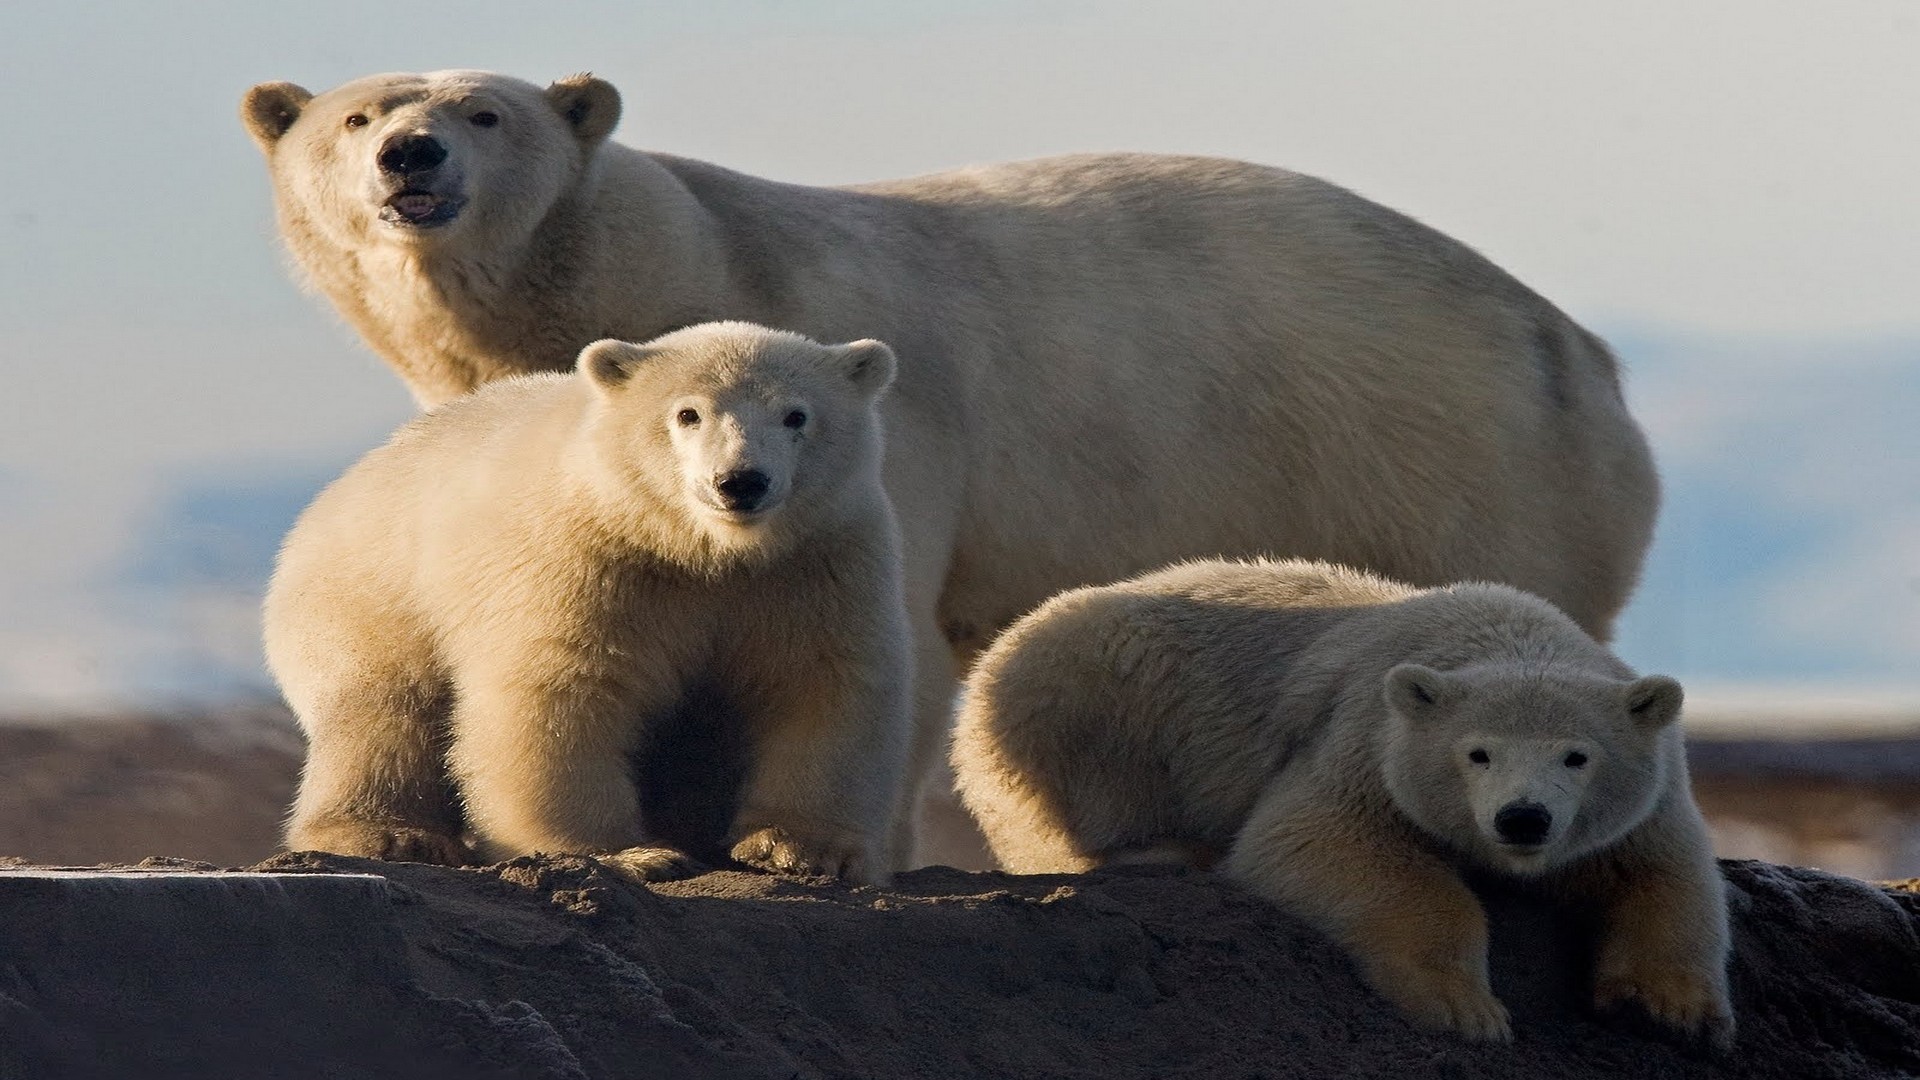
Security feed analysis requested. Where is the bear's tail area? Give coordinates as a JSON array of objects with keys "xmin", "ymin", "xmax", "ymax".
[{"xmin": 949, "ymin": 690, "xmax": 1098, "ymax": 875}]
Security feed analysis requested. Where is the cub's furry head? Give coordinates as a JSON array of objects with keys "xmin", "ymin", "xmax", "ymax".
[
  {"xmin": 574, "ymin": 322, "xmax": 896, "ymax": 563},
  {"xmin": 241, "ymin": 70, "xmax": 619, "ymax": 253},
  {"xmin": 1379, "ymin": 660, "xmax": 1685, "ymax": 877}
]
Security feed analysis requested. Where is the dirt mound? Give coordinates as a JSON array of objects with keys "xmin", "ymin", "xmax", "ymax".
[{"xmin": 10, "ymin": 853, "xmax": 1908, "ymax": 1079}]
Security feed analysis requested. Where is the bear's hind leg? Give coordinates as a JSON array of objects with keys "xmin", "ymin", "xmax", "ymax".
[{"xmin": 1226, "ymin": 781, "xmax": 1512, "ymax": 1042}]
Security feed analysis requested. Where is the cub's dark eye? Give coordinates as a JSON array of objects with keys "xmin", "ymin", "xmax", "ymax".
[
  {"xmin": 675, "ymin": 408, "xmax": 701, "ymax": 427},
  {"xmin": 783, "ymin": 410, "xmax": 808, "ymax": 429},
  {"xmin": 1564, "ymin": 751, "xmax": 1589, "ymax": 769},
  {"xmin": 344, "ymin": 113, "xmax": 369, "ymax": 129},
  {"xmin": 470, "ymin": 111, "xmax": 499, "ymax": 128},
  {"xmin": 1467, "ymin": 749, "xmax": 1490, "ymax": 765}
]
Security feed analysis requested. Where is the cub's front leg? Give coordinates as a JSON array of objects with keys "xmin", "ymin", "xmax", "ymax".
[
  {"xmin": 1227, "ymin": 779, "xmax": 1513, "ymax": 1042},
  {"xmin": 1558, "ymin": 798, "xmax": 1735, "ymax": 1045},
  {"xmin": 448, "ymin": 662, "xmax": 698, "ymax": 882},
  {"xmin": 723, "ymin": 565, "xmax": 913, "ymax": 886}
]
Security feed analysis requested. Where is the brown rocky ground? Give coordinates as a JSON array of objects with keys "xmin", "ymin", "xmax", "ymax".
[
  {"xmin": 3, "ymin": 853, "xmax": 1918, "ymax": 1079},
  {"xmin": 5, "ymin": 713, "xmax": 1920, "ymax": 1077},
  {"xmin": 0, "ymin": 707, "xmax": 300, "ymax": 866}
]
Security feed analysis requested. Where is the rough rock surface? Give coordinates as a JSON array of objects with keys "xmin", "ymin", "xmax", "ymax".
[{"xmin": 2, "ymin": 854, "xmax": 1915, "ymax": 1079}]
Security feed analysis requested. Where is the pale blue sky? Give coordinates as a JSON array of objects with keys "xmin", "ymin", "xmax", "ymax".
[{"xmin": 0, "ymin": 1, "xmax": 1915, "ymax": 707}]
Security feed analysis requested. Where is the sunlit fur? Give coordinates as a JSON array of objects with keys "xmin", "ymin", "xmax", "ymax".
[
  {"xmin": 266, "ymin": 323, "xmax": 911, "ymax": 885},
  {"xmin": 243, "ymin": 70, "xmax": 1662, "ymax": 866},
  {"xmin": 952, "ymin": 559, "xmax": 1731, "ymax": 1044}
]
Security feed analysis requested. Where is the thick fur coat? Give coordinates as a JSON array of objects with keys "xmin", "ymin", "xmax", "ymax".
[
  {"xmin": 266, "ymin": 324, "xmax": 911, "ymax": 884},
  {"xmin": 951, "ymin": 559, "xmax": 1731, "ymax": 1043}
]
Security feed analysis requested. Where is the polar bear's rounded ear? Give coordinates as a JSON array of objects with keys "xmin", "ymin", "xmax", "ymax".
[
  {"xmin": 1385, "ymin": 663, "xmax": 1452, "ymax": 718},
  {"xmin": 835, "ymin": 340, "xmax": 897, "ymax": 398},
  {"xmin": 579, "ymin": 339, "xmax": 656, "ymax": 392},
  {"xmin": 1623, "ymin": 675, "xmax": 1684, "ymax": 731},
  {"xmin": 546, "ymin": 74, "xmax": 621, "ymax": 145},
  {"xmin": 241, "ymin": 82, "xmax": 314, "ymax": 151}
]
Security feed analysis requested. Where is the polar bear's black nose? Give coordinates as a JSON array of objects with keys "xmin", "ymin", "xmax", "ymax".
[
  {"xmin": 1494, "ymin": 803, "xmax": 1552, "ymax": 845},
  {"xmin": 378, "ymin": 134, "xmax": 448, "ymax": 176},
  {"xmin": 714, "ymin": 469, "xmax": 771, "ymax": 510}
]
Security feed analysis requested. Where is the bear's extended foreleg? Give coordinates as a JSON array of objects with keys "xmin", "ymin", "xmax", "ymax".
[
  {"xmin": 1227, "ymin": 780, "xmax": 1513, "ymax": 1042},
  {"xmin": 725, "ymin": 628, "xmax": 911, "ymax": 885},
  {"xmin": 1559, "ymin": 797, "xmax": 1734, "ymax": 1045}
]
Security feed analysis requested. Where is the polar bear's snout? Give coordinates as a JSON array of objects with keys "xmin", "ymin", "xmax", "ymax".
[
  {"xmin": 713, "ymin": 469, "xmax": 773, "ymax": 513},
  {"xmin": 378, "ymin": 134, "xmax": 448, "ymax": 177},
  {"xmin": 1493, "ymin": 801, "xmax": 1552, "ymax": 846},
  {"xmin": 373, "ymin": 133, "xmax": 465, "ymax": 229}
]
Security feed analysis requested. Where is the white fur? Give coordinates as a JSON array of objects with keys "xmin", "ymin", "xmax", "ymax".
[{"xmin": 952, "ymin": 558, "xmax": 1732, "ymax": 1044}]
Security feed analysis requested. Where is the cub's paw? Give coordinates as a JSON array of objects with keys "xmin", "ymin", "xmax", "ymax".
[
  {"xmin": 1596, "ymin": 961, "xmax": 1735, "ymax": 1047},
  {"xmin": 598, "ymin": 845, "xmax": 705, "ymax": 884},
  {"xmin": 1371, "ymin": 964, "xmax": 1513, "ymax": 1043},
  {"xmin": 731, "ymin": 826, "xmax": 882, "ymax": 885},
  {"xmin": 288, "ymin": 820, "xmax": 471, "ymax": 867}
]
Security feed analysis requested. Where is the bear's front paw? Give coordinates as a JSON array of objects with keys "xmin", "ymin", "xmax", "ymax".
[
  {"xmin": 598, "ymin": 845, "xmax": 705, "ymax": 884},
  {"xmin": 287, "ymin": 820, "xmax": 472, "ymax": 866},
  {"xmin": 731, "ymin": 826, "xmax": 882, "ymax": 885},
  {"xmin": 1595, "ymin": 960, "xmax": 1734, "ymax": 1047},
  {"xmin": 1369, "ymin": 963, "xmax": 1513, "ymax": 1043}
]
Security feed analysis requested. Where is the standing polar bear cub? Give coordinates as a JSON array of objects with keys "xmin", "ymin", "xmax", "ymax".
[
  {"xmin": 952, "ymin": 559, "xmax": 1731, "ymax": 1043},
  {"xmin": 267, "ymin": 322, "xmax": 911, "ymax": 885},
  {"xmin": 242, "ymin": 70, "xmax": 1662, "ymax": 866}
]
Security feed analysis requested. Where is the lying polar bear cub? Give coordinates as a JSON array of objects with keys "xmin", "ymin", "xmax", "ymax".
[
  {"xmin": 951, "ymin": 558, "xmax": 1731, "ymax": 1043},
  {"xmin": 267, "ymin": 322, "xmax": 911, "ymax": 884}
]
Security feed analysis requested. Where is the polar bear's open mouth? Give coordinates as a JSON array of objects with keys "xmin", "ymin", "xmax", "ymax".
[{"xmin": 380, "ymin": 191, "xmax": 466, "ymax": 228}]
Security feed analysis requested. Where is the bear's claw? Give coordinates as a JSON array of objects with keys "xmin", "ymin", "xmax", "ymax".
[
  {"xmin": 730, "ymin": 826, "xmax": 879, "ymax": 885},
  {"xmin": 1595, "ymin": 965, "xmax": 1735, "ymax": 1048},
  {"xmin": 598, "ymin": 846, "xmax": 705, "ymax": 883},
  {"xmin": 287, "ymin": 821, "xmax": 472, "ymax": 867},
  {"xmin": 1368, "ymin": 962, "xmax": 1514, "ymax": 1043},
  {"xmin": 1409, "ymin": 986, "xmax": 1513, "ymax": 1043}
]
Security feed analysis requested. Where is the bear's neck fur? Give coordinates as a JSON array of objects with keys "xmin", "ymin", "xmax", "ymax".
[{"xmin": 281, "ymin": 144, "xmax": 738, "ymax": 407}]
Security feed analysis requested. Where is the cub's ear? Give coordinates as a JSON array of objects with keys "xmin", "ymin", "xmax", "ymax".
[
  {"xmin": 835, "ymin": 339, "xmax": 897, "ymax": 397},
  {"xmin": 578, "ymin": 338, "xmax": 657, "ymax": 392},
  {"xmin": 241, "ymin": 82, "xmax": 314, "ymax": 151},
  {"xmin": 1623, "ymin": 674, "xmax": 1684, "ymax": 731},
  {"xmin": 1385, "ymin": 663, "xmax": 1453, "ymax": 718},
  {"xmin": 546, "ymin": 74, "xmax": 621, "ymax": 144}
]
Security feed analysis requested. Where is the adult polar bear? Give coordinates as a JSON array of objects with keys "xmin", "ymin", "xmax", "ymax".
[{"xmin": 242, "ymin": 70, "xmax": 1660, "ymax": 867}]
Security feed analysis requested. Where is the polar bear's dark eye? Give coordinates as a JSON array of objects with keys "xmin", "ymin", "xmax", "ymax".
[
  {"xmin": 675, "ymin": 408, "xmax": 701, "ymax": 427},
  {"xmin": 344, "ymin": 113, "xmax": 369, "ymax": 129},
  {"xmin": 783, "ymin": 410, "xmax": 808, "ymax": 429},
  {"xmin": 1467, "ymin": 749, "xmax": 1490, "ymax": 765},
  {"xmin": 470, "ymin": 111, "xmax": 499, "ymax": 128},
  {"xmin": 1564, "ymin": 751, "xmax": 1589, "ymax": 769}
]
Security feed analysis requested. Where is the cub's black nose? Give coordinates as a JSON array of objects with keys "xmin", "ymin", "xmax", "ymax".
[
  {"xmin": 714, "ymin": 469, "xmax": 771, "ymax": 511},
  {"xmin": 378, "ymin": 134, "xmax": 448, "ymax": 176},
  {"xmin": 1494, "ymin": 803, "xmax": 1552, "ymax": 845}
]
